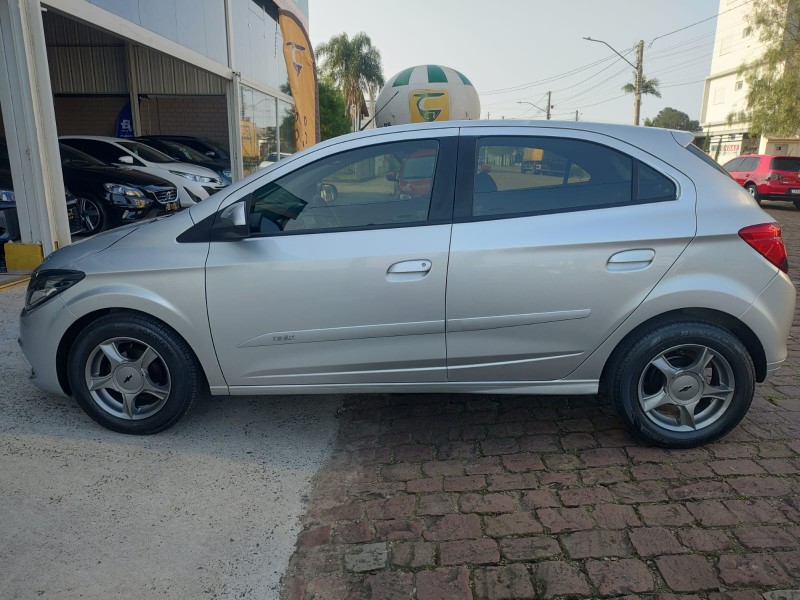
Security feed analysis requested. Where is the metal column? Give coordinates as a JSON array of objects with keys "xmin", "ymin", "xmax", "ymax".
[{"xmin": 0, "ymin": 0, "xmax": 70, "ymax": 265}]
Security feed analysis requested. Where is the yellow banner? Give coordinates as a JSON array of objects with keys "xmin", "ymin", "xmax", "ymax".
[{"xmin": 278, "ymin": 10, "xmax": 319, "ymax": 150}]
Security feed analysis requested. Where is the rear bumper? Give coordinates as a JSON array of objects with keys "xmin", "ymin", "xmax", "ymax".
[{"xmin": 740, "ymin": 270, "xmax": 796, "ymax": 381}]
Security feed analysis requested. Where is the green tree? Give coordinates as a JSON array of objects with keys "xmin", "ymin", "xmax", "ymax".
[
  {"xmin": 318, "ymin": 79, "xmax": 351, "ymax": 140},
  {"xmin": 644, "ymin": 107, "xmax": 700, "ymax": 131},
  {"xmin": 316, "ymin": 32, "xmax": 384, "ymax": 126},
  {"xmin": 621, "ymin": 73, "xmax": 662, "ymax": 98},
  {"xmin": 731, "ymin": 0, "xmax": 800, "ymax": 135}
]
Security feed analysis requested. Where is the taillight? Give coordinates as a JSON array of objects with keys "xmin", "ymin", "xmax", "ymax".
[
  {"xmin": 764, "ymin": 172, "xmax": 785, "ymax": 181},
  {"xmin": 739, "ymin": 223, "xmax": 789, "ymax": 273}
]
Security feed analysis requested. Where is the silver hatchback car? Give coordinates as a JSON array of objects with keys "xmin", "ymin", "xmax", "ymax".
[{"xmin": 19, "ymin": 121, "xmax": 795, "ymax": 447}]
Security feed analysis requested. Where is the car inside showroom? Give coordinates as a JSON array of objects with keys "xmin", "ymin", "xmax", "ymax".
[{"xmin": 0, "ymin": 0, "xmax": 306, "ymax": 272}]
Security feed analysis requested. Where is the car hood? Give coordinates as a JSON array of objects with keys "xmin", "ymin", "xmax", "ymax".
[
  {"xmin": 37, "ymin": 220, "xmax": 146, "ymax": 270},
  {"xmin": 63, "ymin": 165, "xmax": 173, "ymax": 187}
]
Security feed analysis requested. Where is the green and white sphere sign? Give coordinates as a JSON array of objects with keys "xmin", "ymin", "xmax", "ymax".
[{"xmin": 374, "ymin": 65, "xmax": 480, "ymax": 126}]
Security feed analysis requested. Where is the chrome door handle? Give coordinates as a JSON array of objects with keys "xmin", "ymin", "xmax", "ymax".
[
  {"xmin": 387, "ymin": 260, "xmax": 432, "ymax": 274},
  {"xmin": 607, "ymin": 249, "xmax": 655, "ymax": 272}
]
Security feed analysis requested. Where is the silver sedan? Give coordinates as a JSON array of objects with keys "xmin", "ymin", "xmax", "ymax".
[{"xmin": 19, "ymin": 121, "xmax": 795, "ymax": 447}]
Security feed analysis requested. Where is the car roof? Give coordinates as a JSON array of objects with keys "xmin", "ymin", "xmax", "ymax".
[
  {"xmin": 59, "ymin": 135, "xmax": 129, "ymax": 144},
  {"xmin": 313, "ymin": 120, "xmax": 694, "ymax": 152}
]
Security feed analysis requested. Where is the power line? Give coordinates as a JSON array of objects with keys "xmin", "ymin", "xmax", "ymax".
[{"xmin": 650, "ymin": 0, "xmax": 755, "ymax": 44}]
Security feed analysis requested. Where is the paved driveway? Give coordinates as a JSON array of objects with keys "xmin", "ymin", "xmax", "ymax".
[
  {"xmin": 282, "ymin": 204, "xmax": 800, "ymax": 600},
  {"xmin": 0, "ymin": 284, "xmax": 342, "ymax": 599}
]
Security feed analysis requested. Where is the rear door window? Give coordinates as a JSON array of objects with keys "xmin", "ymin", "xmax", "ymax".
[
  {"xmin": 740, "ymin": 157, "xmax": 760, "ymax": 172},
  {"xmin": 471, "ymin": 137, "xmax": 675, "ymax": 218},
  {"xmin": 722, "ymin": 158, "xmax": 744, "ymax": 172}
]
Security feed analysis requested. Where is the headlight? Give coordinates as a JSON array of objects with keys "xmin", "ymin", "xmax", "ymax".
[
  {"xmin": 104, "ymin": 184, "xmax": 144, "ymax": 198},
  {"xmin": 24, "ymin": 269, "xmax": 85, "ymax": 314},
  {"xmin": 0, "ymin": 189, "xmax": 15, "ymax": 203},
  {"xmin": 222, "ymin": 169, "xmax": 232, "ymax": 178},
  {"xmin": 169, "ymin": 170, "xmax": 218, "ymax": 184}
]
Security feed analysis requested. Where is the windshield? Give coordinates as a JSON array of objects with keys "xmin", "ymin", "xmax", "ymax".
[
  {"xmin": 118, "ymin": 141, "xmax": 174, "ymax": 163},
  {"xmin": 163, "ymin": 140, "xmax": 213, "ymax": 163},
  {"xmin": 201, "ymin": 139, "xmax": 229, "ymax": 159},
  {"xmin": 60, "ymin": 144, "xmax": 105, "ymax": 167},
  {"xmin": 771, "ymin": 157, "xmax": 800, "ymax": 172}
]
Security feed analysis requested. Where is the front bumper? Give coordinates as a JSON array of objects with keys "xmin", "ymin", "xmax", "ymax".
[{"xmin": 19, "ymin": 294, "xmax": 77, "ymax": 398}]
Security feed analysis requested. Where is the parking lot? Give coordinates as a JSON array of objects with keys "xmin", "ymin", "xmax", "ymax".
[{"xmin": 0, "ymin": 205, "xmax": 798, "ymax": 600}]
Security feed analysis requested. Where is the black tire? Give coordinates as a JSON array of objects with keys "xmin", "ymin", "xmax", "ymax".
[
  {"xmin": 77, "ymin": 194, "xmax": 109, "ymax": 235},
  {"xmin": 744, "ymin": 183, "xmax": 761, "ymax": 205},
  {"xmin": 67, "ymin": 313, "xmax": 202, "ymax": 434},
  {"xmin": 793, "ymin": 200, "xmax": 800, "ymax": 210},
  {"xmin": 607, "ymin": 320, "xmax": 755, "ymax": 448}
]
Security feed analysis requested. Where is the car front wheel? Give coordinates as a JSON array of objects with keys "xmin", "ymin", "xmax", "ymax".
[
  {"xmin": 608, "ymin": 320, "xmax": 755, "ymax": 448},
  {"xmin": 67, "ymin": 313, "xmax": 202, "ymax": 434}
]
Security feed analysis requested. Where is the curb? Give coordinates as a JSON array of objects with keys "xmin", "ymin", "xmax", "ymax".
[{"xmin": 0, "ymin": 276, "xmax": 30, "ymax": 291}]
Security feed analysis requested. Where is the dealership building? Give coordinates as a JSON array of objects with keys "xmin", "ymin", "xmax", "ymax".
[{"xmin": 0, "ymin": 0, "xmax": 306, "ymax": 268}]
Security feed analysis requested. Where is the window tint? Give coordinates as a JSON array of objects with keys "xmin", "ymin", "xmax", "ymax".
[
  {"xmin": 473, "ymin": 137, "xmax": 674, "ymax": 217},
  {"xmin": 249, "ymin": 140, "xmax": 439, "ymax": 235},
  {"xmin": 771, "ymin": 157, "xmax": 800, "ymax": 172},
  {"xmin": 59, "ymin": 144, "xmax": 105, "ymax": 167},
  {"xmin": 721, "ymin": 157, "xmax": 743, "ymax": 172},
  {"xmin": 118, "ymin": 141, "xmax": 173, "ymax": 163},
  {"xmin": 637, "ymin": 163, "xmax": 677, "ymax": 201},
  {"xmin": 63, "ymin": 140, "xmax": 121, "ymax": 164},
  {"xmin": 740, "ymin": 157, "xmax": 760, "ymax": 172}
]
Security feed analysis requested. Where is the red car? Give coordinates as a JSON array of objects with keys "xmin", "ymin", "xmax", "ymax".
[
  {"xmin": 722, "ymin": 154, "xmax": 800, "ymax": 208},
  {"xmin": 386, "ymin": 149, "xmax": 436, "ymax": 199}
]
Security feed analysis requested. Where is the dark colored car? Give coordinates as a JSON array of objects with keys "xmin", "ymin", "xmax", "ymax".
[
  {"xmin": 722, "ymin": 154, "xmax": 800, "ymax": 208},
  {"xmin": 133, "ymin": 137, "xmax": 232, "ymax": 185},
  {"xmin": 137, "ymin": 135, "xmax": 230, "ymax": 163},
  {"xmin": 59, "ymin": 144, "xmax": 180, "ymax": 234},
  {"xmin": 0, "ymin": 188, "xmax": 84, "ymax": 243}
]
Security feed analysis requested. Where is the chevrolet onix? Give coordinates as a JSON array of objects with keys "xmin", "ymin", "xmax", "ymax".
[{"xmin": 19, "ymin": 121, "xmax": 795, "ymax": 447}]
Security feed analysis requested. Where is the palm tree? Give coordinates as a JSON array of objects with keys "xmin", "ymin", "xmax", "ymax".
[
  {"xmin": 621, "ymin": 73, "xmax": 662, "ymax": 98},
  {"xmin": 316, "ymin": 32, "xmax": 384, "ymax": 129}
]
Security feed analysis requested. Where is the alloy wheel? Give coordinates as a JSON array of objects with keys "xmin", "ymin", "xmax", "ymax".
[
  {"xmin": 637, "ymin": 344, "xmax": 735, "ymax": 432},
  {"xmin": 84, "ymin": 337, "xmax": 172, "ymax": 420}
]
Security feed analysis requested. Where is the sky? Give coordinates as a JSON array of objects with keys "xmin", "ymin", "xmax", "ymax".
[{"xmin": 308, "ymin": 0, "xmax": 721, "ymax": 125}]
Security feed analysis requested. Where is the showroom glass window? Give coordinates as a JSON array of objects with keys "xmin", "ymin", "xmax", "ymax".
[
  {"xmin": 472, "ymin": 137, "xmax": 676, "ymax": 218},
  {"xmin": 248, "ymin": 140, "xmax": 439, "ymax": 235},
  {"xmin": 240, "ymin": 85, "xmax": 279, "ymax": 176}
]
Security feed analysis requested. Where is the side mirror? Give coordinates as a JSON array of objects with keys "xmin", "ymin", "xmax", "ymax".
[
  {"xmin": 118, "ymin": 156, "xmax": 134, "ymax": 165},
  {"xmin": 479, "ymin": 164, "xmax": 492, "ymax": 173},
  {"xmin": 385, "ymin": 172, "xmax": 398, "ymax": 182},
  {"xmin": 211, "ymin": 198, "xmax": 250, "ymax": 240},
  {"xmin": 319, "ymin": 183, "xmax": 338, "ymax": 203},
  {"xmin": 205, "ymin": 151, "xmax": 216, "ymax": 157}
]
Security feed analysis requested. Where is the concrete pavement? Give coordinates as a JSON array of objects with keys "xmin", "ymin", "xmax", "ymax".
[{"xmin": 0, "ymin": 283, "xmax": 342, "ymax": 599}]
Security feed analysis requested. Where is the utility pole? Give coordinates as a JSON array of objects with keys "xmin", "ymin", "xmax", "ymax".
[
  {"xmin": 546, "ymin": 91, "xmax": 552, "ymax": 120},
  {"xmin": 583, "ymin": 36, "xmax": 645, "ymax": 126},
  {"xmin": 575, "ymin": 110, "xmax": 579, "ymax": 122},
  {"xmin": 633, "ymin": 40, "xmax": 644, "ymax": 127}
]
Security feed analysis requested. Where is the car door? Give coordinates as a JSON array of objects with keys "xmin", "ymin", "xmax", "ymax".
[
  {"xmin": 445, "ymin": 128, "xmax": 696, "ymax": 381},
  {"xmin": 205, "ymin": 130, "xmax": 457, "ymax": 388}
]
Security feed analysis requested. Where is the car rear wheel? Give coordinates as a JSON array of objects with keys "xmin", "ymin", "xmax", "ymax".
[
  {"xmin": 607, "ymin": 320, "xmax": 754, "ymax": 448},
  {"xmin": 67, "ymin": 313, "xmax": 202, "ymax": 434},
  {"xmin": 77, "ymin": 195, "xmax": 108, "ymax": 235},
  {"xmin": 793, "ymin": 200, "xmax": 800, "ymax": 210},
  {"xmin": 744, "ymin": 183, "xmax": 761, "ymax": 204}
]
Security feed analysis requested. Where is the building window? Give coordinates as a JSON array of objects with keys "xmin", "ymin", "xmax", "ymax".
[
  {"xmin": 713, "ymin": 87, "xmax": 726, "ymax": 105},
  {"xmin": 743, "ymin": 26, "xmax": 753, "ymax": 37},
  {"xmin": 719, "ymin": 34, "xmax": 735, "ymax": 55},
  {"xmin": 735, "ymin": 80, "xmax": 744, "ymax": 91}
]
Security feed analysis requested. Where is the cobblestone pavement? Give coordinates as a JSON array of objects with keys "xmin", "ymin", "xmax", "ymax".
[{"xmin": 281, "ymin": 204, "xmax": 800, "ymax": 600}]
